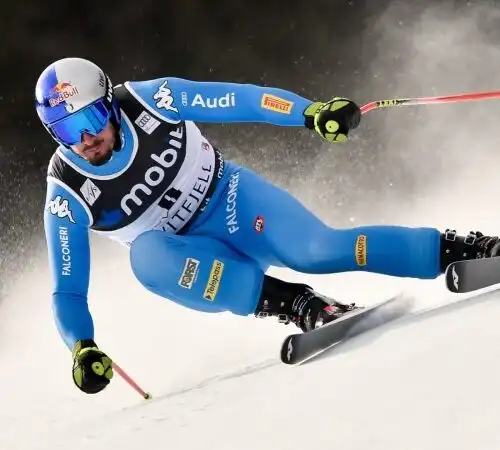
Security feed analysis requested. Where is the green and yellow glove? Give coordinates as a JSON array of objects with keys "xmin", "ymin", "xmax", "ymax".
[
  {"xmin": 72, "ymin": 339, "xmax": 113, "ymax": 394},
  {"xmin": 303, "ymin": 97, "xmax": 361, "ymax": 143}
]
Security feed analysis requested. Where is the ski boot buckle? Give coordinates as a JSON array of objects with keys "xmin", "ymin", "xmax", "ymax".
[
  {"xmin": 444, "ymin": 229, "xmax": 457, "ymax": 241},
  {"xmin": 278, "ymin": 314, "xmax": 291, "ymax": 324},
  {"xmin": 464, "ymin": 232, "xmax": 477, "ymax": 246}
]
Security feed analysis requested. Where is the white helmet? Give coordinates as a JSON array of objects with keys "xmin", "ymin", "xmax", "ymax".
[{"xmin": 35, "ymin": 57, "xmax": 121, "ymax": 147}]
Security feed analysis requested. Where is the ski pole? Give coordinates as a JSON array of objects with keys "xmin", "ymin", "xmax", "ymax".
[
  {"xmin": 112, "ymin": 361, "xmax": 152, "ymax": 400},
  {"xmin": 360, "ymin": 89, "xmax": 500, "ymax": 115}
]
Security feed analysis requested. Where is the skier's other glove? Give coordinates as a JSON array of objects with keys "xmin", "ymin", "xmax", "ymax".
[
  {"xmin": 303, "ymin": 97, "xmax": 361, "ymax": 143},
  {"xmin": 72, "ymin": 339, "xmax": 113, "ymax": 394}
]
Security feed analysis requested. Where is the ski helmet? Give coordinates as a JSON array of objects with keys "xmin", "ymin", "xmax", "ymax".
[{"xmin": 35, "ymin": 57, "xmax": 121, "ymax": 148}]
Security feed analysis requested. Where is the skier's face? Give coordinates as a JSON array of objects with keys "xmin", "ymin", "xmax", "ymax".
[{"xmin": 71, "ymin": 121, "xmax": 116, "ymax": 166}]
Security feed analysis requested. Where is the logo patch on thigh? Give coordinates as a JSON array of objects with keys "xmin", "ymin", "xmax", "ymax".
[
  {"xmin": 254, "ymin": 216, "xmax": 265, "ymax": 233},
  {"xmin": 203, "ymin": 260, "xmax": 224, "ymax": 301},
  {"xmin": 178, "ymin": 258, "xmax": 200, "ymax": 289},
  {"xmin": 355, "ymin": 235, "xmax": 367, "ymax": 266}
]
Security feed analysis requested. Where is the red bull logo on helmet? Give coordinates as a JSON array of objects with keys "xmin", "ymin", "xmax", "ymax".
[{"xmin": 49, "ymin": 82, "xmax": 79, "ymax": 107}]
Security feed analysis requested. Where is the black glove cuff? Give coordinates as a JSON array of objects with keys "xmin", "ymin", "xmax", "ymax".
[
  {"xmin": 304, "ymin": 114, "xmax": 315, "ymax": 130},
  {"xmin": 72, "ymin": 339, "xmax": 98, "ymax": 358},
  {"xmin": 303, "ymin": 102, "xmax": 323, "ymax": 130}
]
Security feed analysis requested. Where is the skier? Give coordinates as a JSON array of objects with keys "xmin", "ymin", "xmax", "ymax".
[{"xmin": 35, "ymin": 57, "xmax": 500, "ymax": 395}]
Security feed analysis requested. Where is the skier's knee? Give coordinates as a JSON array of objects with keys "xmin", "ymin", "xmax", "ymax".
[
  {"xmin": 276, "ymin": 226, "xmax": 340, "ymax": 272},
  {"xmin": 129, "ymin": 230, "xmax": 176, "ymax": 287},
  {"xmin": 129, "ymin": 230, "xmax": 265, "ymax": 316}
]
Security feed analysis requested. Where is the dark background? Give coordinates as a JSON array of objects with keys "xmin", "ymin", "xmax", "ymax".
[{"xmin": 2, "ymin": 0, "xmax": 500, "ymax": 296}]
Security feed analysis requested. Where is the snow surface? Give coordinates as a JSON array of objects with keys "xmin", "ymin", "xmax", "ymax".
[
  {"xmin": 5, "ymin": 73, "xmax": 500, "ymax": 448},
  {"xmin": 3, "ymin": 226, "xmax": 500, "ymax": 450}
]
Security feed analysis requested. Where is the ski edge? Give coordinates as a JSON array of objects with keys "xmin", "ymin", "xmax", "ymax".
[
  {"xmin": 445, "ymin": 256, "xmax": 500, "ymax": 294},
  {"xmin": 445, "ymin": 262, "xmax": 461, "ymax": 293},
  {"xmin": 280, "ymin": 296, "xmax": 401, "ymax": 365}
]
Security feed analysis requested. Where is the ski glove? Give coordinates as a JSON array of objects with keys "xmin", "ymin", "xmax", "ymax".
[
  {"xmin": 72, "ymin": 339, "xmax": 113, "ymax": 394},
  {"xmin": 304, "ymin": 97, "xmax": 361, "ymax": 143}
]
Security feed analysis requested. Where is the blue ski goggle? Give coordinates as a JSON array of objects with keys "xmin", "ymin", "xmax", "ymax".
[{"xmin": 47, "ymin": 99, "xmax": 111, "ymax": 146}]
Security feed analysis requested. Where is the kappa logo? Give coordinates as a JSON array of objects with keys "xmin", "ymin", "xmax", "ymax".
[
  {"xmin": 178, "ymin": 258, "xmax": 200, "ymax": 289},
  {"xmin": 47, "ymin": 196, "xmax": 75, "ymax": 223},
  {"xmin": 153, "ymin": 80, "xmax": 178, "ymax": 113},
  {"xmin": 80, "ymin": 178, "xmax": 101, "ymax": 206}
]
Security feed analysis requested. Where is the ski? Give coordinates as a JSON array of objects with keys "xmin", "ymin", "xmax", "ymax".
[
  {"xmin": 445, "ymin": 256, "xmax": 500, "ymax": 293},
  {"xmin": 280, "ymin": 295, "xmax": 406, "ymax": 365}
]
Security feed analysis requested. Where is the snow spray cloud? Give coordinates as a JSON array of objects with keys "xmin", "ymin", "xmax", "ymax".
[{"xmin": 355, "ymin": 1, "xmax": 500, "ymax": 227}]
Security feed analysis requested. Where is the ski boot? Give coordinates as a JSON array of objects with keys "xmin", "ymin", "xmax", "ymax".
[
  {"xmin": 440, "ymin": 229, "xmax": 500, "ymax": 271},
  {"xmin": 254, "ymin": 275, "xmax": 357, "ymax": 332}
]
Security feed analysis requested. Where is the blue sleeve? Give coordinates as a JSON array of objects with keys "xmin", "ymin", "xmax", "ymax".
[
  {"xmin": 44, "ymin": 178, "xmax": 94, "ymax": 350},
  {"xmin": 126, "ymin": 77, "xmax": 314, "ymax": 126}
]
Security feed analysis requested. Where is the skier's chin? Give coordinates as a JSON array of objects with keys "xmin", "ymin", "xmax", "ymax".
[
  {"xmin": 89, "ymin": 149, "xmax": 114, "ymax": 166},
  {"xmin": 90, "ymin": 153, "xmax": 113, "ymax": 166}
]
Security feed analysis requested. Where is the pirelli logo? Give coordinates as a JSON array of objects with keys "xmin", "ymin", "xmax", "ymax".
[
  {"xmin": 203, "ymin": 260, "xmax": 224, "ymax": 301},
  {"xmin": 261, "ymin": 94, "xmax": 294, "ymax": 114},
  {"xmin": 355, "ymin": 235, "xmax": 367, "ymax": 266}
]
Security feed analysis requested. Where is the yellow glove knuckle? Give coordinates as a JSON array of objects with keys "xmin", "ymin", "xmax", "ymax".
[
  {"xmin": 325, "ymin": 120, "xmax": 339, "ymax": 133},
  {"xmin": 92, "ymin": 361, "xmax": 105, "ymax": 376},
  {"xmin": 330, "ymin": 100, "xmax": 349, "ymax": 112},
  {"xmin": 305, "ymin": 102, "xmax": 323, "ymax": 117},
  {"xmin": 73, "ymin": 367, "xmax": 84, "ymax": 387}
]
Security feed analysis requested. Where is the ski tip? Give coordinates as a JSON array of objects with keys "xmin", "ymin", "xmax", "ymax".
[
  {"xmin": 445, "ymin": 262, "xmax": 461, "ymax": 293},
  {"xmin": 280, "ymin": 335, "xmax": 298, "ymax": 365}
]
